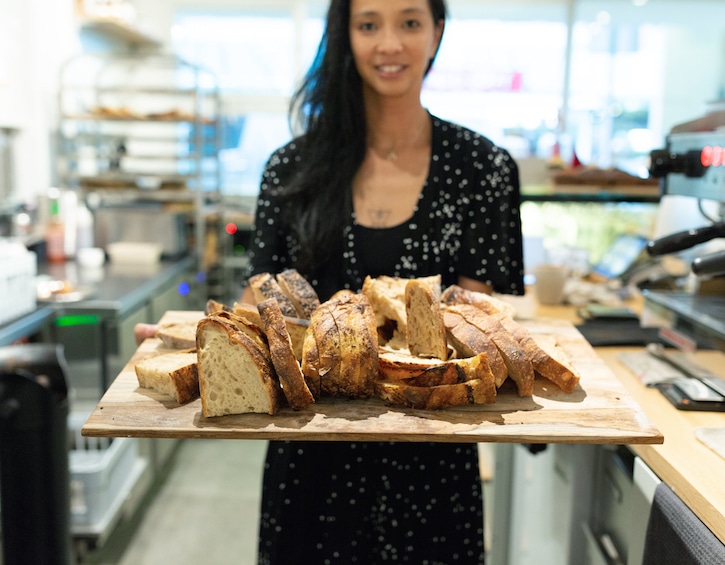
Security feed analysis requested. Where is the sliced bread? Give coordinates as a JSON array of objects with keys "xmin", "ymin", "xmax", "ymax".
[
  {"xmin": 196, "ymin": 316, "xmax": 283, "ymax": 417},
  {"xmin": 156, "ymin": 322, "xmax": 197, "ymax": 350},
  {"xmin": 134, "ymin": 349, "xmax": 199, "ymax": 404},
  {"xmin": 405, "ymin": 279, "xmax": 448, "ymax": 360},
  {"xmin": 375, "ymin": 377, "xmax": 496, "ymax": 410},
  {"xmin": 378, "ymin": 349, "xmax": 495, "ymax": 389},
  {"xmin": 276, "ymin": 268, "xmax": 321, "ymax": 319},
  {"xmin": 248, "ymin": 272, "xmax": 297, "ymax": 317},
  {"xmin": 257, "ymin": 298, "xmax": 315, "ymax": 410},
  {"xmin": 441, "ymin": 284, "xmax": 517, "ymax": 318}
]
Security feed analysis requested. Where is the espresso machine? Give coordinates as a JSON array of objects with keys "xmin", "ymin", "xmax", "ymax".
[{"xmin": 647, "ymin": 123, "xmax": 725, "ymax": 352}]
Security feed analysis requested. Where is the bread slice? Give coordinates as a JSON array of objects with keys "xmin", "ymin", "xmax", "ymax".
[
  {"xmin": 300, "ymin": 325, "xmax": 321, "ymax": 398},
  {"xmin": 257, "ymin": 298, "xmax": 314, "ymax": 410},
  {"xmin": 156, "ymin": 322, "xmax": 197, "ymax": 350},
  {"xmin": 379, "ymin": 349, "xmax": 495, "ymax": 388},
  {"xmin": 375, "ymin": 378, "xmax": 496, "ymax": 410},
  {"xmin": 205, "ymin": 298, "xmax": 233, "ymax": 315},
  {"xmin": 405, "ymin": 279, "xmax": 448, "ymax": 360},
  {"xmin": 331, "ymin": 293, "xmax": 378, "ymax": 399},
  {"xmin": 134, "ymin": 350, "xmax": 199, "ymax": 404},
  {"xmin": 196, "ymin": 316, "xmax": 283, "ymax": 416},
  {"xmin": 276, "ymin": 269, "xmax": 321, "ymax": 319},
  {"xmin": 446, "ymin": 304, "xmax": 535, "ymax": 397},
  {"xmin": 362, "ymin": 274, "xmax": 441, "ymax": 348},
  {"xmin": 233, "ymin": 301, "xmax": 308, "ymax": 361},
  {"xmin": 207, "ymin": 310, "xmax": 269, "ymax": 355},
  {"xmin": 248, "ymin": 272, "xmax": 297, "ymax": 317},
  {"xmin": 518, "ymin": 330, "xmax": 581, "ymax": 393},
  {"xmin": 441, "ymin": 285, "xmax": 517, "ymax": 318},
  {"xmin": 442, "ymin": 309, "xmax": 508, "ymax": 387}
]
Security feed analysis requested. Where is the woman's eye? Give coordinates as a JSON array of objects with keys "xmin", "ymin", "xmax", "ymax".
[
  {"xmin": 358, "ymin": 21, "xmax": 376, "ymax": 32},
  {"xmin": 403, "ymin": 19, "xmax": 421, "ymax": 29}
]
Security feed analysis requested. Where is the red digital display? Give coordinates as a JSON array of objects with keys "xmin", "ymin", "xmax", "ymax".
[{"xmin": 702, "ymin": 145, "xmax": 725, "ymax": 168}]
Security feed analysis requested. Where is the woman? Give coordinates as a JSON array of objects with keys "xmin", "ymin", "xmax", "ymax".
[{"xmin": 244, "ymin": 0, "xmax": 524, "ymax": 563}]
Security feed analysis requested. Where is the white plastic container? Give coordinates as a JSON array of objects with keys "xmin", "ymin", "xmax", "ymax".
[
  {"xmin": 106, "ymin": 242, "xmax": 162, "ymax": 265},
  {"xmin": 0, "ymin": 244, "xmax": 37, "ymax": 325}
]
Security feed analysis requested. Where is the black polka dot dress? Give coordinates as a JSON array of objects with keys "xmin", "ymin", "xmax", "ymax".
[{"xmin": 247, "ymin": 115, "xmax": 525, "ymax": 564}]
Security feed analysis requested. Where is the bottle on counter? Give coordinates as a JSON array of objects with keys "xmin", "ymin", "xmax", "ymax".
[{"xmin": 45, "ymin": 198, "xmax": 65, "ymax": 263}]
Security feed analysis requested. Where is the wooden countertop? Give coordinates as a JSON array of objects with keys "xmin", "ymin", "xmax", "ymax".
[
  {"xmin": 539, "ymin": 300, "xmax": 725, "ymax": 545},
  {"xmin": 82, "ymin": 311, "xmax": 662, "ymax": 445}
]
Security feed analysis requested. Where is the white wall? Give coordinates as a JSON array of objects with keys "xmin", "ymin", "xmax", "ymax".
[{"xmin": 0, "ymin": 0, "xmax": 79, "ymax": 204}]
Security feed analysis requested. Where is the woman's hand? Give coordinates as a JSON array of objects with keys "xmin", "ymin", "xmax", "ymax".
[{"xmin": 134, "ymin": 323, "xmax": 159, "ymax": 345}]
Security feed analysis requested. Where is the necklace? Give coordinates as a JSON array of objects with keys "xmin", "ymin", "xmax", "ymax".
[{"xmin": 386, "ymin": 150, "xmax": 398, "ymax": 162}]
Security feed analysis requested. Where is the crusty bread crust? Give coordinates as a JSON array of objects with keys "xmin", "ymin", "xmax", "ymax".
[
  {"xmin": 276, "ymin": 268, "xmax": 321, "ymax": 319},
  {"xmin": 442, "ymin": 309, "xmax": 508, "ymax": 387},
  {"xmin": 248, "ymin": 272, "xmax": 297, "ymax": 317},
  {"xmin": 207, "ymin": 311, "xmax": 270, "ymax": 356},
  {"xmin": 379, "ymin": 349, "xmax": 495, "ymax": 389},
  {"xmin": 446, "ymin": 304, "xmax": 535, "ymax": 397},
  {"xmin": 505, "ymin": 324, "xmax": 581, "ymax": 393},
  {"xmin": 405, "ymin": 279, "xmax": 448, "ymax": 360},
  {"xmin": 134, "ymin": 349, "xmax": 199, "ymax": 404},
  {"xmin": 300, "ymin": 325, "xmax": 321, "ymax": 397},
  {"xmin": 205, "ymin": 298, "xmax": 233, "ymax": 315},
  {"xmin": 196, "ymin": 317, "xmax": 283, "ymax": 416},
  {"xmin": 257, "ymin": 298, "xmax": 314, "ymax": 410},
  {"xmin": 375, "ymin": 377, "xmax": 496, "ymax": 410}
]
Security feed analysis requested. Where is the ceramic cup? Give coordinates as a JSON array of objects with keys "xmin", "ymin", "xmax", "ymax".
[{"xmin": 533, "ymin": 264, "xmax": 568, "ymax": 305}]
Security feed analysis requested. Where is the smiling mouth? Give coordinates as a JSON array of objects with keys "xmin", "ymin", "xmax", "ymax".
[{"xmin": 377, "ymin": 64, "xmax": 405, "ymax": 74}]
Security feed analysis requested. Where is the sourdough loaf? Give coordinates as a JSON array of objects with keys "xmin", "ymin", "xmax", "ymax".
[
  {"xmin": 257, "ymin": 298, "xmax": 315, "ymax": 410},
  {"xmin": 134, "ymin": 349, "xmax": 199, "ymax": 404},
  {"xmin": 196, "ymin": 316, "xmax": 283, "ymax": 416}
]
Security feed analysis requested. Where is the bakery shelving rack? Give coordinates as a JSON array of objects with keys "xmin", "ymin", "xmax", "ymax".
[{"xmin": 56, "ymin": 52, "xmax": 222, "ymax": 270}]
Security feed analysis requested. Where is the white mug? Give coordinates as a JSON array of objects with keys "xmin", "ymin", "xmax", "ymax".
[{"xmin": 533, "ymin": 264, "xmax": 568, "ymax": 305}]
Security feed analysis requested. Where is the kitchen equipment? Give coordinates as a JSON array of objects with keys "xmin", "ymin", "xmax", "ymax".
[
  {"xmin": 0, "ymin": 241, "xmax": 37, "ymax": 325},
  {"xmin": 646, "ymin": 126, "xmax": 725, "ymax": 351},
  {"xmin": 94, "ymin": 205, "xmax": 189, "ymax": 258}
]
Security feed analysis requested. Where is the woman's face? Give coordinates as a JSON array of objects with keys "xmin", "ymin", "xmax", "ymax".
[{"xmin": 349, "ymin": 0, "xmax": 443, "ymax": 102}]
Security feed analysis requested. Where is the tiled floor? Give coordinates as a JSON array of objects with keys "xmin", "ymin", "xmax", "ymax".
[{"xmin": 82, "ymin": 439, "xmax": 267, "ymax": 565}]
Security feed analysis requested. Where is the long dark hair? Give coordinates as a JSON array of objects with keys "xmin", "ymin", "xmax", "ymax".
[{"xmin": 278, "ymin": 0, "xmax": 447, "ymax": 273}]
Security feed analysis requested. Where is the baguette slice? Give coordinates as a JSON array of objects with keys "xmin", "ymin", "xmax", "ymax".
[
  {"xmin": 248, "ymin": 272, "xmax": 297, "ymax": 317},
  {"xmin": 378, "ymin": 349, "xmax": 495, "ymax": 388},
  {"xmin": 134, "ymin": 350, "xmax": 199, "ymax": 404},
  {"xmin": 442, "ymin": 309, "xmax": 508, "ymax": 387},
  {"xmin": 446, "ymin": 304, "xmax": 535, "ymax": 397},
  {"xmin": 156, "ymin": 322, "xmax": 197, "ymax": 350},
  {"xmin": 405, "ymin": 279, "xmax": 448, "ymax": 360},
  {"xmin": 375, "ymin": 378, "xmax": 496, "ymax": 410},
  {"xmin": 495, "ymin": 314, "xmax": 580, "ymax": 392},
  {"xmin": 276, "ymin": 269, "xmax": 321, "ymax": 319},
  {"xmin": 441, "ymin": 285, "xmax": 517, "ymax": 318},
  {"xmin": 205, "ymin": 298, "xmax": 233, "ymax": 315},
  {"xmin": 257, "ymin": 298, "xmax": 314, "ymax": 410},
  {"xmin": 196, "ymin": 316, "xmax": 283, "ymax": 416}
]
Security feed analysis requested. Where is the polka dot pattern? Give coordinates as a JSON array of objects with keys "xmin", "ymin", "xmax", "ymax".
[{"xmin": 246, "ymin": 115, "xmax": 525, "ymax": 300}]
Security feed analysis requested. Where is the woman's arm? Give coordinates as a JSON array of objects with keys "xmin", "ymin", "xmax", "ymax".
[{"xmin": 457, "ymin": 275, "xmax": 493, "ymax": 295}]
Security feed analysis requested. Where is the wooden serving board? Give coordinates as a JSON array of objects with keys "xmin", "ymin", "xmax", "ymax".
[{"xmin": 81, "ymin": 311, "xmax": 663, "ymax": 444}]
